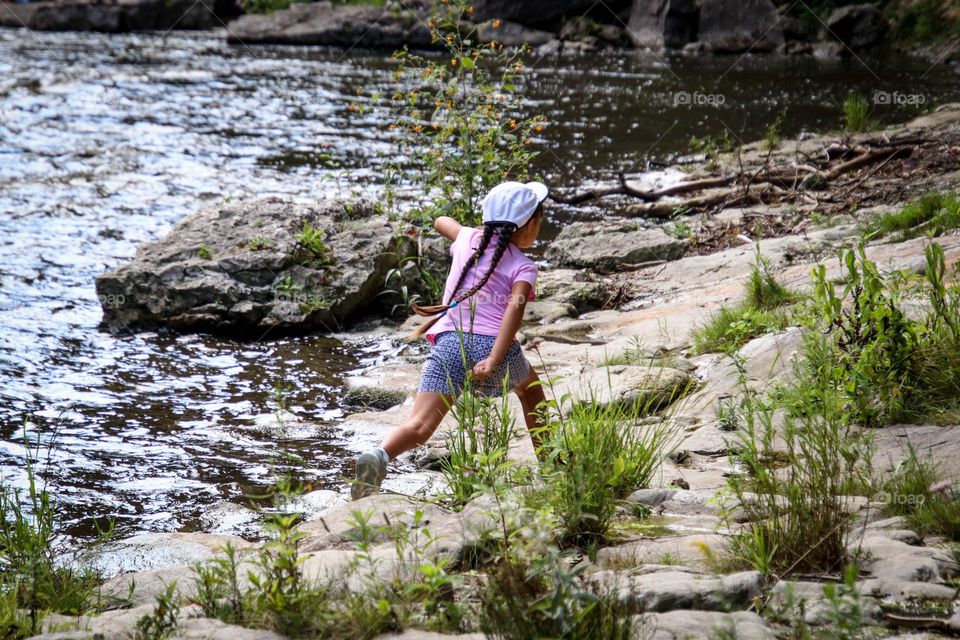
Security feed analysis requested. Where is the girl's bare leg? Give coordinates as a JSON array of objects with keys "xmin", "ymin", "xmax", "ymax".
[
  {"xmin": 378, "ymin": 391, "xmax": 455, "ymax": 459},
  {"xmin": 353, "ymin": 391, "xmax": 454, "ymax": 499},
  {"xmin": 513, "ymin": 367, "xmax": 547, "ymax": 456}
]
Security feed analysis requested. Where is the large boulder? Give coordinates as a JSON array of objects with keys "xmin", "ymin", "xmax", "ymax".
[
  {"xmin": 0, "ymin": 0, "xmax": 228, "ymax": 31},
  {"xmin": 545, "ymin": 221, "xmax": 688, "ymax": 271},
  {"xmin": 826, "ymin": 4, "xmax": 888, "ymax": 50},
  {"xmin": 226, "ymin": 1, "xmax": 434, "ymax": 48},
  {"xmin": 627, "ymin": 0, "xmax": 783, "ymax": 52},
  {"xmin": 95, "ymin": 196, "xmax": 405, "ymax": 334}
]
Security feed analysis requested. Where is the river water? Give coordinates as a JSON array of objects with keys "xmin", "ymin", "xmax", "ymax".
[{"xmin": 0, "ymin": 27, "xmax": 957, "ymax": 541}]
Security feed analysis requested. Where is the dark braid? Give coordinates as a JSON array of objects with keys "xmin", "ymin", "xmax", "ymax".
[
  {"xmin": 408, "ymin": 222, "xmax": 517, "ymax": 340},
  {"xmin": 445, "ymin": 224, "xmax": 495, "ymax": 306}
]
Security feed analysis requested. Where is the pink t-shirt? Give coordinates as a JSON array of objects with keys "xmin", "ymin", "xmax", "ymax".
[{"xmin": 426, "ymin": 227, "xmax": 538, "ymax": 345}]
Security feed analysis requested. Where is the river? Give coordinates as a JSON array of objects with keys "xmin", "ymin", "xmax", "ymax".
[{"xmin": 0, "ymin": 26, "xmax": 956, "ymax": 541}]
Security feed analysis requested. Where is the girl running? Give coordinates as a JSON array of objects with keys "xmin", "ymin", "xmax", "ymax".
[{"xmin": 352, "ymin": 181, "xmax": 549, "ymax": 499}]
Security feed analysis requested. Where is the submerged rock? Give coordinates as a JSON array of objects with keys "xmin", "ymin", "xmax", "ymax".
[
  {"xmin": 95, "ymin": 196, "xmax": 404, "ymax": 334},
  {"xmin": 545, "ymin": 221, "xmax": 688, "ymax": 271}
]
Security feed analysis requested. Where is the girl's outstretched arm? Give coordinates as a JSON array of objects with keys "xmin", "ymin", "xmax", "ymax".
[
  {"xmin": 434, "ymin": 216, "xmax": 462, "ymax": 242},
  {"xmin": 472, "ymin": 280, "xmax": 531, "ymax": 379}
]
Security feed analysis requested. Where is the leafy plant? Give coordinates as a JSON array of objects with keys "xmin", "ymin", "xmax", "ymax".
[
  {"xmin": 297, "ymin": 222, "xmax": 333, "ymax": 265},
  {"xmin": 536, "ymin": 379, "xmax": 678, "ymax": 545},
  {"xmin": 383, "ymin": 1, "xmax": 543, "ymax": 225},
  {"xmin": 762, "ymin": 109, "xmax": 786, "ymax": 151},
  {"xmin": 822, "ymin": 564, "xmax": 865, "ymax": 640},
  {"xmin": 249, "ymin": 236, "xmax": 271, "ymax": 251},
  {"xmin": 883, "ymin": 445, "xmax": 960, "ymax": 541},
  {"xmin": 861, "ymin": 191, "xmax": 960, "ymax": 242},
  {"xmin": 135, "ymin": 582, "xmax": 181, "ymax": 640},
  {"xmin": 198, "ymin": 244, "xmax": 212, "ymax": 260},
  {"xmin": 842, "ymin": 92, "xmax": 876, "ymax": 133}
]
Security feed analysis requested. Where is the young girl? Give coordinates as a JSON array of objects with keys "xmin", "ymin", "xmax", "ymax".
[{"xmin": 351, "ymin": 181, "xmax": 549, "ymax": 500}]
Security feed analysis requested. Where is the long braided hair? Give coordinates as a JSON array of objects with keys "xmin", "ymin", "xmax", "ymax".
[{"xmin": 408, "ymin": 221, "xmax": 518, "ymax": 340}]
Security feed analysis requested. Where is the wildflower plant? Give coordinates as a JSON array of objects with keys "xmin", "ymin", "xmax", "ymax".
[{"xmin": 382, "ymin": 0, "xmax": 545, "ymax": 226}]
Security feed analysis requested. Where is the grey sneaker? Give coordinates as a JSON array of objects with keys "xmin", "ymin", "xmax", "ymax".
[{"xmin": 351, "ymin": 451, "xmax": 386, "ymax": 500}]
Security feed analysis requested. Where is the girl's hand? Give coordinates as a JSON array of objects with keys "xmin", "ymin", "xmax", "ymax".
[{"xmin": 471, "ymin": 357, "xmax": 497, "ymax": 380}]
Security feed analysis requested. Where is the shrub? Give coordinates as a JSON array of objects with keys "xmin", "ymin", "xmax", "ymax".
[
  {"xmin": 383, "ymin": 0, "xmax": 543, "ymax": 226},
  {"xmin": 861, "ymin": 191, "xmax": 960, "ymax": 242}
]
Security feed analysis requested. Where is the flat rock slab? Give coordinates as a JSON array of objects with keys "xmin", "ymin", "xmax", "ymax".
[
  {"xmin": 96, "ymin": 196, "xmax": 401, "ymax": 334},
  {"xmin": 596, "ymin": 533, "xmax": 725, "ymax": 570},
  {"xmin": 591, "ymin": 568, "xmax": 764, "ymax": 613},
  {"xmin": 564, "ymin": 364, "xmax": 693, "ymax": 411},
  {"xmin": 645, "ymin": 610, "xmax": 776, "ymax": 639},
  {"xmin": 545, "ymin": 221, "xmax": 688, "ymax": 271},
  {"xmin": 94, "ymin": 532, "xmax": 251, "ymax": 576}
]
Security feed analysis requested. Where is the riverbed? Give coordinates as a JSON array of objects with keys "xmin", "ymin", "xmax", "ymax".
[{"xmin": 0, "ymin": 26, "xmax": 957, "ymax": 540}]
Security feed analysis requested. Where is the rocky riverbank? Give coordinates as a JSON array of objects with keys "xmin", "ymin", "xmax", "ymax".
[
  {"xmin": 59, "ymin": 106, "xmax": 960, "ymax": 639},
  {"xmin": 3, "ymin": 0, "xmax": 958, "ymax": 65}
]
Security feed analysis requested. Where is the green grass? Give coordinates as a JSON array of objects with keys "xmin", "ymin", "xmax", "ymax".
[
  {"xmin": 0, "ymin": 449, "xmax": 107, "ymax": 638},
  {"xmin": 842, "ymin": 92, "xmax": 877, "ymax": 133},
  {"xmin": 883, "ymin": 445, "xmax": 960, "ymax": 541},
  {"xmin": 861, "ymin": 191, "xmax": 960, "ymax": 241},
  {"xmin": 537, "ymin": 384, "xmax": 678, "ymax": 546}
]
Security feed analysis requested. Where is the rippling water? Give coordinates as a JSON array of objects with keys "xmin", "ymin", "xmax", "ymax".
[{"xmin": 0, "ymin": 27, "xmax": 956, "ymax": 540}]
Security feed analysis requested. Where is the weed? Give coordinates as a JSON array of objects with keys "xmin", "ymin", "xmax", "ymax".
[
  {"xmin": 248, "ymin": 236, "xmax": 271, "ymax": 251},
  {"xmin": 191, "ymin": 543, "xmax": 247, "ymax": 624},
  {"xmin": 842, "ymin": 92, "xmax": 876, "ymax": 133},
  {"xmin": 0, "ymin": 441, "xmax": 106, "ymax": 637},
  {"xmin": 537, "ymin": 383, "xmax": 677, "ymax": 545},
  {"xmin": 297, "ymin": 222, "xmax": 333, "ymax": 265},
  {"xmin": 198, "ymin": 244, "xmax": 212, "ymax": 260},
  {"xmin": 762, "ymin": 109, "xmax": 785, "ymax": 151},
  {"xmin": 135, "ymin": 582, "xmax": 180, "ymax": 640},
  {"xmin": 822, "ymin": 565, "xmax": 865, "ymax": 640},
  {"xmin": 861, "ymin": 191, "xmax": 960, "ymax": 242},
  {"xmin": 883, "ymin": 445, "xmax": 960, "ymax": 541},
  {"xmin": 664, "ymin": 220, "xmax": 696, "ymax": 243},
  {"xmin": 382, "ymin": 0, "xmax": 542, "ymax": 226},
  {"xmin": 440, "ymin": 374, "xmax": 517, "ymax": 508},
  {"xmin": 724, "ymin": 341, "xmax": 874, "ymax": 576},
  {"xmin": 692, "ymin": 249, "xmax": 798, "ymax": 354}
]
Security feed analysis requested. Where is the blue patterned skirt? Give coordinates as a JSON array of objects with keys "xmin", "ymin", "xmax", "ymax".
[{"xmin": 417, "ymin": 331, "xmax": 531, "ymax": 396}]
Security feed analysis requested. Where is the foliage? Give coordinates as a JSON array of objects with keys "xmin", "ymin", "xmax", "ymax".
[
  {"xmin": 842, "ymin": 92, "xmax": 876, "ymax": 133},
  {"xmin": 883, "ymin": 445, "xmax": 960, "ymax": 541},
  {"xmin": 0, "ymin": 443, "xmax": 106, "ymax": 638},
  {"xmin": 822, "ymin": 565, "xmax": 866, "ymax": 640},
  {"xmin": 383, "ymin": 1, "xmax": 543, "ymax": 226},
  {"xmin": 135, "ymin": 582, "xmax": 181, "ymax": 640},
  {"xmin": 762, "ymin": 109, "xmax": 785, "ymax": 152},
  {"xmin": 379, "ymin": 253, "xmax": 446, "ymax": 314},
  {"xmin": 801, "ymin": 242, "xmax": 960, "ymax": 427},
  {"xmin": 197, "ymin": 244, "xmax": 212, "ymax": 260},
  {"xmin": 723, "ymin": 350, "xmax": 874, "ymax": 576},
  {"xmin": 861, "ymin": 191, "xmax": 960, "ymax": 242},
  {"xmin": 693, "ymin": 247, "xmax": 799, "ymax": 354},
  {"xmin": 297, "ymin": 222, "xmax": 333, "ymax": 265},
  {"xmin": 440, "ymin": 373, "xmax": 518, "ymax": 508},
  {"xmin": 536, "ymin": 379, "xmax": 677, "ymax": 545}
]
